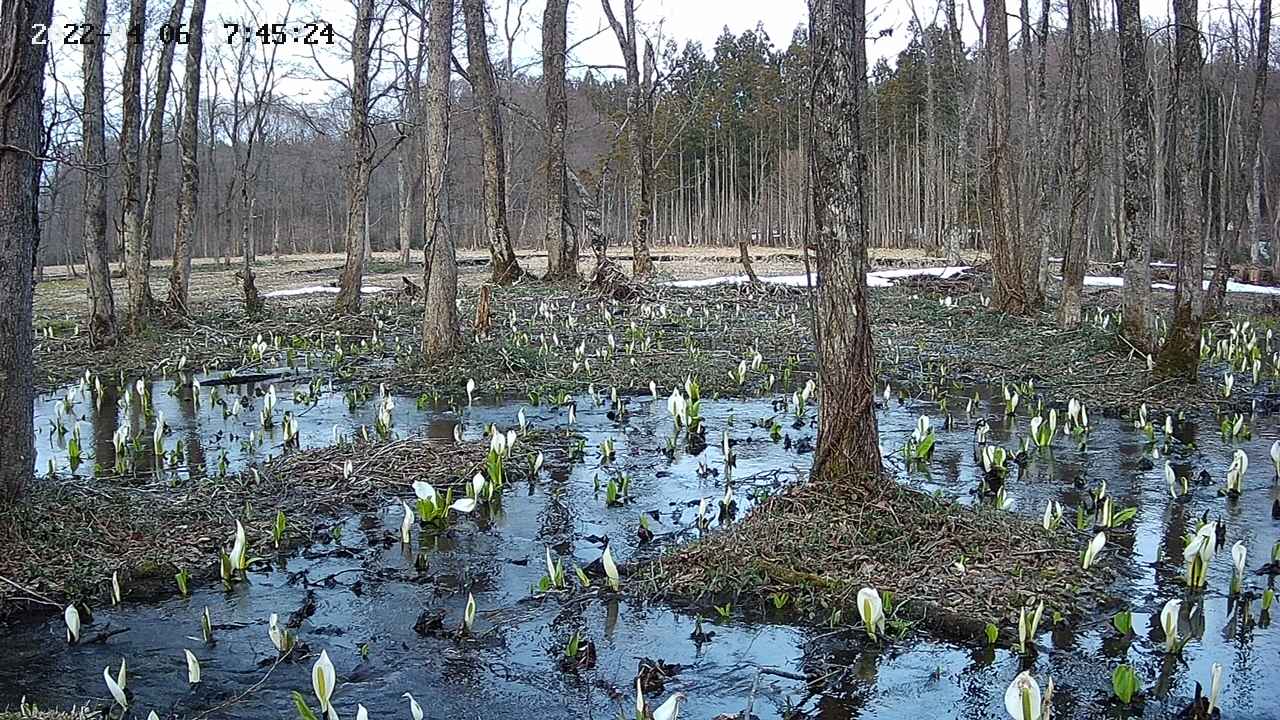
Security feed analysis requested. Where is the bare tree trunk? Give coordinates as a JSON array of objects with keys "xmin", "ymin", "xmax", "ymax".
[
  {"xmin": 1116, "ymin": 0, "xmax": 1155, "ymax": 351},
  {"xmin": 0, "ymin": 0, "xmax": 54, "ymax": 504},
  {"xmin": 1206, "ymin": 0, "xmax": 1269, "ymax": 315},
  {"xmin": 983, "ymin": 0, "xmax": 1027, "ymax": 315},
  {"xmin": 462, "ymin": 0, "xmax": 525, "ymax": 285},
  {"xmin": 398, "ymin": 151, "xmax": 412, "ymax": 266},
  {"xmin": 120, "ymin": 0, "xmax": 150, "ymax": 332},
  {"xmin": 1057, "ymin": 0, "xmax": 1094, "ymax": 327},
  {"xmin": 422, "ymin": 0, "xmax": 462, "ymax": 356},
  {"xmin": 141, "ymin": 0, "xmax": 186, "ymax": 291},
  {"xmin": 809, "ymin": 0, "xmax": 881, "ymax": 480},
  {"xmin": 602, "ymin": 0, "xmax": 655, "ymax": 277},
  {"xmin": 542, "ymin": 0, "xmax": 577, "ymax": 281},
  {"xmin": 167, "ymin": 0, "xmax": 205, "ymax": 312},
  {"xmin": 1157, "ymin": 0, "xmax": 1205, "ymax": 380},
  {"xmin": 335, "ymin": 0, "xmax": 376, "ymax": 313},
  {"xmin": 82, "ymin": 0, "xmax": 118, "ymax": 347}
]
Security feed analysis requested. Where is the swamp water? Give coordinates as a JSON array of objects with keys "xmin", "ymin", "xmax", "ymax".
[{"xmin": 3, "ymin": 376, "xmax": 1278, "ymax": 719}]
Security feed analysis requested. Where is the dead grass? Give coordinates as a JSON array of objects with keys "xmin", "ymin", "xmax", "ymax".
[
  {"xmin": 0, "ymin": 432, "xmax": 559, "ymax": 617},
  {"xmin": 637, "ymin": 476, "xmax": 1104, "ymax": 642}
]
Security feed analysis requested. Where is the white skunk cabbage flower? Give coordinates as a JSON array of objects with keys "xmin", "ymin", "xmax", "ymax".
[
  {"xmin": 311, "ymin": 650, "xmax": 336, "ymax": 718},
  {"xmin": 636, "ymin": 677, "xmax": 646, "ymax": 718},
  {"xmin": 412, "ymin": 481, "xmax": 437, "ymax": 504},
  {"xmin": 856, "ymin": 587, "xmax": 885, "ymax": 639},
  {"xmin": 1082, "ymin": 532, "xmax": 1106, "ymax": 570},
  {"xmin": 466, "ymin": 378, "xmax": 476, "ymax": 406},
  {"xmin": 1208, "ymin": 663, "xmax": 1222, "ymax": 714},
  {"xmin": 268, "ymin": 613, "xmax": 288, "ymax": 653},
  {"xmin": 1004, "ymin": 671, "xmax": 1042, "ymax": 720},
  {"xmin": 533, "ymin": 451, "xmax": 544, "ymax": 475},
  {"xmin": 649, "ymin": 381, "xmax": 659, "ymax": 399},
  {"xmin": 518, "ymin": 408, "xmax": 527, "ymax": 432},
  {"xmin": 184, "ymin": 649, "xmax": 201, "ymax": 684},
  {"xmin": 400, "ymin": 501, "xmax": 414, "ymax": 543},
  {"xmin": 450, "ymin": 497, "xmax": 477, "ymax": 514},
  {"xmin": 652, "ymin": 692, "xmax": 687, "ymax": 720},
  {"xmin": 470, "ymin": 473, "xmax": 486, "ymax": 497},
  {"xmin": 602, "ymin": 545, "xmax": 620, "ymax": 591},
  {"xmin": 228, "ymin": 520, "xmax": 248, "ymax": 571},
  {"xmin": 104, "ymin": 664, "xmax": 128, "ymax": 709},
  {"xmin": 1231, "ymin": 541, "xmax": 1248, "ymax": 580},
  {"xmin": 464, "ymin": 593, "xmax": 477, "ymax": 632},
  {"xmin": 64, "ymin": 604, "xmax": 81, "ymax": 643},
  {"xmin": 1225, "ymin": 449, "xmax": 1248, "ymax": 494},
  {"xmin": 1160, "ymin": 599, "xmax": 1182, "ymax": 652},
  {"xmin": 402, "ymin": 693, "xmax": 424, "ymax": 720},
  {"xmin": 357, "ymin": 704, "xmax": 369, "ymax": 720},
  {"xmin": 1270, "ymin": 440, "xmax": 1280, "ymax": 476}
]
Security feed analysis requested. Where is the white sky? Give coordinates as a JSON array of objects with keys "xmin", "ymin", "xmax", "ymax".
[{"xmin": 42, "ymin": 0, "xmax": 1258, "ymax": 111}]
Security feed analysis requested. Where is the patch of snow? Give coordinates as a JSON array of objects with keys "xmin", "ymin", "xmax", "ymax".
[
  {"xmin": 665, "ymin": 266, "xmax": 971, "ymax": 290},
  {"xmin": 1079, "ymin": 276, "xmax": 1280, "ymax": 296},
  {"xmin": 264, "ymin": 285, "xmax": 390, "ymax": 298}
]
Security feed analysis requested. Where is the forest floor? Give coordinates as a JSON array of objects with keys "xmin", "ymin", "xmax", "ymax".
[{"xmin": 12, "ymin": 245, "xmax": 1278, "ymax": 629}]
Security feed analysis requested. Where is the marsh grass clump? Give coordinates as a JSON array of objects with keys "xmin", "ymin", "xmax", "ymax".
[{"xmin": 639, "ymin": 478, "xmax": 1101, "ymax": 640}]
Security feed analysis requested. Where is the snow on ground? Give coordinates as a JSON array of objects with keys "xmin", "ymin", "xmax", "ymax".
[
  {"xmin": 1080, "ymin": 276, "xmax": 1280, "ymax": 296},
  {"xmin": 664, "ymin": 266, "xmax": 971, "ymax": 289},
  {"xmin": 264, "ymin": 285, "xmax": 390, "ymax": 298}
]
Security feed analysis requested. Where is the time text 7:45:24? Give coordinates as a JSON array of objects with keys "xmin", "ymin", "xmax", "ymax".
[{"xmin": 30, "ymin": 22, "xmax": 335, "ymax": 46}]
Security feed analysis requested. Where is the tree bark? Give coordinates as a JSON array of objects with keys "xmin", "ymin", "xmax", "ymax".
[
  {"xmin": 398, "ymin": 151, "xmax": 412, "ymax": 266},
  {"xmin": 602, "ymin": 0, "xmax": 655, "ymax": 277},
  {"xmin": 422, "ymin": 0, "xmax": 462, "ymax": 356},
  {"xmin": 335, "ymin": 0, "xmax": 376, "ymax": 313},
  {"xmin": 542, "ymin": 0, "xmax": 577, "ymax": 281},
  {"xmin": 120, "ymin": 0, "xmax": 150, "ymax": 332},
  {"xmin": 809, "ymin": 0, "xmax": 882, "ymax": 480},
  {"xmin": 167, "ymin": 0, "xmax": 205, "ymax": 312},
  {"xmin": 82, "ymin": 0, "xmax": 118, "ymax": 347},
  {"xmin": 141, "ymin": 0, "xmax": 186, "ymax": 298},
  {"xmin": 0, "ymin": 0, "xmax": 55, "ymax": 504},
  {"xmin": 1157, "ymin": 0, "xmax": 1205, "ymax": 380},
  {"xmin": 1056, "ymin": 0, "xmax": 1094, "ymax": 328},
  {"xmin": 982, "ymin": 0, "xmax": 1027, "ymax": 315},
  {"xmin": 462, "ymin": 0, "xmax": 525, "ymax": 285},
  {"xmin": 1205, "ymin": 0, "xmax": 1269, "ymax": 315},
  {"xmin": 1115, "ymin": 0, "xmax": 1155, "ymax": 351}
]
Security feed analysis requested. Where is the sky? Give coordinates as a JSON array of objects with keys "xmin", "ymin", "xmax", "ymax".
[{"xmin": 40, "ymin": 0, "xmax": 1259, "ymax": 109}]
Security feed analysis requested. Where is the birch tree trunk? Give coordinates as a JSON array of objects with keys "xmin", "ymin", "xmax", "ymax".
[
  {"xmin": 1157, "ymin": 0, "xmax": 1205, "ymax": 379},
  {"xmin": 0, "ymin": 0, "xmax": 54, "ymax": 504},
  {"xmin": 809, "ymin": 0, "xmax": 881, "ymax": 480},
  {"xmin": 422, "ymin": 0, "xmax": 462, "ymax": 356},
  {"xmin": 542, "ymin": 0, "xmax": 577, "ymax": 281},
  {"xmin": 120, "ymin": 0, "xmax": 150, "ymax": 332},
  {"xmin": 983, "ymin": 0, "xmax": 1028, "ymax": 315},
  {"xmin": 1205, "ymin": 0, "xmax": 1269, "ymax": 315},
  {"xmin": 167, "ymin": 0, "xmax": 206, "ymax": 312},
  {"xmin": 1116, "ymin": 0, "xmax": 1155, "ymax": 351},
  {"xmin": 335, "ymin": 0, "xmax": 376, "ymax": 313},
  {"xmin": 1056, "ymin": 0, "xmax": 1094, "ymax": 328},
  {"xmin": 82, "ymin": 0, "xmax": 118, "ymax": 347},
  {"xmin": 462, "ymin": 0, "xmax": 525, "ymax": 285}
]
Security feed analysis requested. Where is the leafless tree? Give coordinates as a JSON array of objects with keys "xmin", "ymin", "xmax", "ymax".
[
  {"xmin": 602, "ymin": 0, "xmax": 656, "ymax": 277},
  {"xmin": 1157, "ymin": 0, "xmax": 1206, "ymax": 379},
  {"xmin": 542, "ymin": 0, "xmax": 576, "ymax": 280},
  {"xmin": 336, "ymin": 0, "xmax": 378, "ymax": 313},
  {"xmin": 139, "ymin": 0, "xmax": 187, "ymax": 305},
  {"xmin": 1056, "ymin": 0, "xmax": 1095, "ymax": 327},
  {"xmin": 983, "ymin": 0, "xmax": 1028, "ymax": 315},
  {"xmin": 421, "ymin": 0, "xmax": 462, "ymax": 354},
  {"xmin": 0, "ymin": 0, "xmax": 55, "ymax": 504},
  {"xmin": 120, "ymin": 0, "xmax": 151, "ymax": 331},
  {"xmin": 82, "ymin": 0, "xmax": 118, "ymax": 346},
  {"xmin": 462, "ymin": 0, "xmax": 525, "ymax": 284},
  {"xmin": 809, "ymin": 0, "xmax": 881, "ymax": 479},
  {"xmin": 1116, "ymin": 0, "xmax": 1154, "ymax": 350},
  {"xmin": 167, "ymin": 0, "xmax": 207, "ymax": 311}
]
